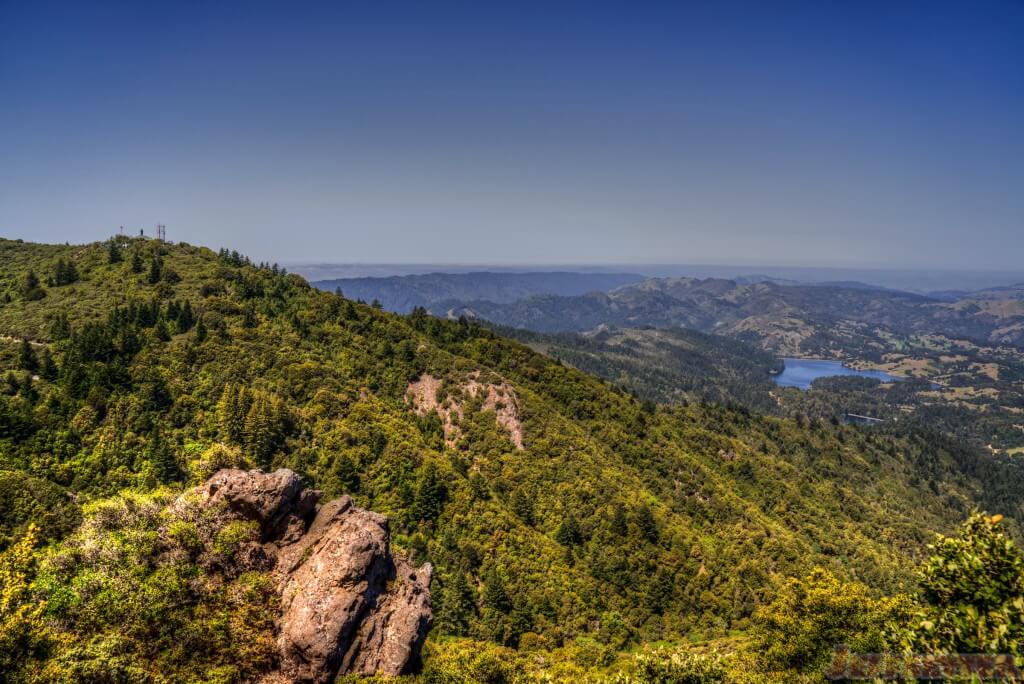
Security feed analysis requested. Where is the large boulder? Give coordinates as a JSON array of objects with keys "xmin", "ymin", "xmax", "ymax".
[{"xmin": 197, "ymin": 469, "xmax": 432, "ymax": 683}]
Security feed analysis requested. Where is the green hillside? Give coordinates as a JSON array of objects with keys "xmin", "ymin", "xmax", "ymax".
[
  {"xmin": 2, "ymin": 236, "xmax": 1024, "ymax": 681},
  {"xmin": 493, "ymin": 325, "xmax": 782, "ymax": 412}
]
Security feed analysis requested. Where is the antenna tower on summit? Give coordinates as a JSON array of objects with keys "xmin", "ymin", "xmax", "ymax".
[{"xmin": 156, "ymin": 224, "xmax": 166, "ymax": 242}]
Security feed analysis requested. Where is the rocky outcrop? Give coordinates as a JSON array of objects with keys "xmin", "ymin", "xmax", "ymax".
[{"xmin": 198, "ymin": 469, "xmax": 432, "ymax": 683}]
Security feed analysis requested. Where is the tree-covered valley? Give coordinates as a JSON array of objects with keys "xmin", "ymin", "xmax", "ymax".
[{"xmin": 3, "ymin": 236, "xmax": 1024, "ymax": 682}]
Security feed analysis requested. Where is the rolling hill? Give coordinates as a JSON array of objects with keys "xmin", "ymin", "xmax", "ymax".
[{"xmin": 2, "ymin": 236, "xmax": 1024, "ymax": 680}]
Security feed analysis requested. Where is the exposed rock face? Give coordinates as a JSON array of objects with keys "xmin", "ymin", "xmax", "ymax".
[{"xmin": 198, "ymin": 469, "xmax": 432, "ymax": 683}]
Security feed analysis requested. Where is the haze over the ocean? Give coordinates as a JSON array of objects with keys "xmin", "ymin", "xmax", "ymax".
[{"xmin": 2, "ymin": 1, "xmax": 1021, "ymax": 269}]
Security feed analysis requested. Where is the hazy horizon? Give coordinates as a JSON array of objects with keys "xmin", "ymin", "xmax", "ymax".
[
  {"xmin": 290, "ymin": 261, "xmax": 1024, "ymax": 294},
  {"xmin": 2, "ymin": 2, "xmax": 1022, "ymax": 269}
]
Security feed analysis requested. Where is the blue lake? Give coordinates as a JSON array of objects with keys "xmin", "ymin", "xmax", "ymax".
[{"xmin": 773, "ymin": 358, "xmax": 899, "ymax": 390}]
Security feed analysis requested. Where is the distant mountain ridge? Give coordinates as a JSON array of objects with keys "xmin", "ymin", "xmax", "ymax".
[
  {"xmin": 312, "ymin": 271, "xmax": 645, "ymax": 313},
  {"xmin": 434, "ymin": 276, "xmax": 1024, "ymax": 353}
]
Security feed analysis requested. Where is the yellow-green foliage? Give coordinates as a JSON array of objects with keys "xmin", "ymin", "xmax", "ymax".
[
  {"xmin": 0, "ymin": 524, "xmax": 61, "ymax": 682},
  {"xmin": 20, "ymin": 491, "xmax": 279, "ymax": 683},
  {"xmin": 747, "ymin": 567, "xmax": 913, "ymax": 679},
  {"xmin": 903, "ymin": 513, "xmax": 1024, "ymax": 656},
  {"xmin": 2, "ymin": 237, "xmax": 1024, "ymax": 680}
]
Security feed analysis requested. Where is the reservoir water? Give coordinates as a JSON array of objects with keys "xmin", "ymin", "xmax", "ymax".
[{"xmin": 773, "ymin": 358, "xmax": 899, "ymax": 390}]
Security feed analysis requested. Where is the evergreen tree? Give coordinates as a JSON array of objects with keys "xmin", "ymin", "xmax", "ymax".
[
  {"xmin": 510, "ymin": 488, "xmax": 534, "ymax": 525},
  {"xmin": 244, "ymin": 393, "xmax": 277, "ymax": 468},
  {"xmin": 468, "ymin": 472, "xmax": 490, "ymax": 501},
  {"xmin": 555, "ymin": 514, "xmax": 582, "ymax": 547},
  {"xmin": 176, "ymin": 301, "xmax": 194, "ymax": 333},
  {"xmin": 645, "ymin": 567, "xmax": 675, "ymax": 615},
  {"xmin": 53, "ymin": 260, "xmax": 67, "ymax": 285},
  {"xmin": 18, "ymin": 340, "xmax": 37, "ymax": 372},
  {"xmin": 38, "ymin": 349, "xmax": 57, "ymax": 381},
  {"xmin": 194, "ymin": 318, "xmax": 208, "ymax": 342},
  {"xmin": 107, "ymin": 239, "xmax": 123, "ymax": 264},
  {"xmin": 481, "ymin": 566, "xmax": 511, "ymax": 613},
  {"xmin": 611, "ymin": 502, "xmax": 628, "ymax": 536},
  {"xmin": 18, "ymin": 373, "xmax": 37, "ymax": 402},
  {"xmin": 636, "ymin": 504, "xmax": 659, "ymax": 544},
  {"xmin": 49, "ymin": 312, "xmax": 71, "ymax": 340},
  {"xmin": 53, "ymin": 259, "xmax": 79, "ymax": 285},
  {"xmin": 331, "ymin": 453, "xmax": 360, "ymax": 493},
  {"xmin": 436, "ymin": 570, "xmax": 476, "ymax": 636},
  {"xmin": 343, "ymin": 301, "xmax": 357, "ymax": 320},
  {"xmin": 242, "ymin": 305, "xmax": 257, "ymax": 328},
  {"xmin": 4, "ymin": 371, "xmax": 20, "ymax": 395},
  {"xmin": 411, "ymin": 461, "xmax": 447, "ymax": 523},
  {"xmin": 148, "ymin": 428, "xmax": 181, "ymax": 484},
  {"xmin": 217, "ymin": 385, "xmax": 247, "ymax": 445},
  {"xmin": 147, "ymin": 256, "xmax": 163, "ymax": 284},
  {"xmin": 23, "ymin": 270, "xmax": 39, "ymax": 293},
  {"xmin": 130, "ymin": 251, "xmax": 144, "ymax": 273},
  {"xmin": 22, "ymin": 270, "xmax": 44, "ymax": 300}
]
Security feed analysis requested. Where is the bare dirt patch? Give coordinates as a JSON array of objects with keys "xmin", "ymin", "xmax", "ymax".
[{"xmin": 407, "ymin": 373, "xmax": 525, "ymax": 450}]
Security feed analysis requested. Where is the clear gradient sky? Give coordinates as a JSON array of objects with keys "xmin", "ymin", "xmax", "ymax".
[{"xmin": 1, "ymin": 1, "xmax": 1021, "ymax": 268}]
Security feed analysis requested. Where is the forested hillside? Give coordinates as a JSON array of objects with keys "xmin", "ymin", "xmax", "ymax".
[
  {"xmin": 494, "ymin": 325, "xmax": 782, "ymax": 413},
  {"xmin": 2, "ymin": 236, "xmax": 1024, "ymax": 681}
]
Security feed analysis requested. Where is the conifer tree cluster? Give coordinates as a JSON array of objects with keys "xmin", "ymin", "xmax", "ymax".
[
  {"xmin": 52, "ymin": 258, "xmax": 79, "ymax": 286},
  {"xmin": 216, "ymin": 384, "xmax": 293, "ymax": 469}
]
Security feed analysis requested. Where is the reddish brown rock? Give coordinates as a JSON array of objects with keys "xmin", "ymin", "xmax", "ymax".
[{"xmin": 197, "ymin": 468, "xmax": 432, "ymax": 683}]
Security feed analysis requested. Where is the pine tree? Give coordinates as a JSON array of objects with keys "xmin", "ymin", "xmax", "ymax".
[
  {"xmin": 244, "ymin": 393, "xmax": 277, "ymax": 468},
  {"xmin": 176, "ymin": 301, "xmax": 194, "ymax": 333},
  {"xmin": 411, "ymin": 461, "xmax": 448, "ymax": 523},
  {"xmin": 611, "ymin": 502, "xmax": 628, "ymax": 536},
  {"xmin": 332, "ymin": 453, "xmax": 360, "ymax": 493},
  {"xmin": 436, "ymin": 570, "xmax": 476, "ymax": 636},
  {"xmin": 23, "ymin": 270, "xmax": 39, "ymax": 292},
  {"xmin": 49, "ymin": 312, "xmax": 71, "ymax": 340},
  {"xmin": 510, "ymin": 489, "xmax": 534, "ymax": 525},
  {"xmin": 343, "ymin": 301, "xmax": 357, "ymax": 320},
  {"xmin": 53, "ymin": 260, "xmax": 67, "ymax": 285},
  {"xmin": 242, "ymin": 305, "xmax": 257, "ymax": 328},
  {"xmin": 217, "ymin": 385, "xmax": 247, "ymax": 444},
  {"xmin": 18, "ymin": 340, "xmax": 37, "ymax": 372},
  {"xmin": 107, "ymin": 239, "xmax": 123, "ymax": 264},
  {"xmin": 53, "ymin": 259, "xmax": 79, "ymax": 285},
  {"xmin": 38, "ymin": 349, "xmax": 57, "ymax": 381},
  {"xmin": 147, "ymin": 256, "xmax": 162, "ymax": 284},
  {"xmin": 130, "ymin": 251, "xmax": 144, "ymax": 273},
  {"xmin": 636, "ymin": 504, "xmax": 659, "ymax": 544},
  {"xmin": 18, "ymin": 373, "xmax": 37, "ymax": 402},
  {"xmin": 555, "ymin": 514, "xmax": 582, "ymax": 547},
  {"xmin": 148, "ymin": 428, "xmax": 181, "ymax": 484},
  {"xmin": 194, "ymin": 318, "xmax": 208, "ymax": 342},
  {"xmin": 22, "ymin": 270, "xmax": 44, "ymax": 300},
  {"xmin": 481, "ymin": 566, "xmax": 511, "ymax": 613}
]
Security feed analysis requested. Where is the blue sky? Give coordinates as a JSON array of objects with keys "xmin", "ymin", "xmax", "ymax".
[{"xmin": 1, "ymin": 1, "xmax": 1021, "ymax": 268}]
